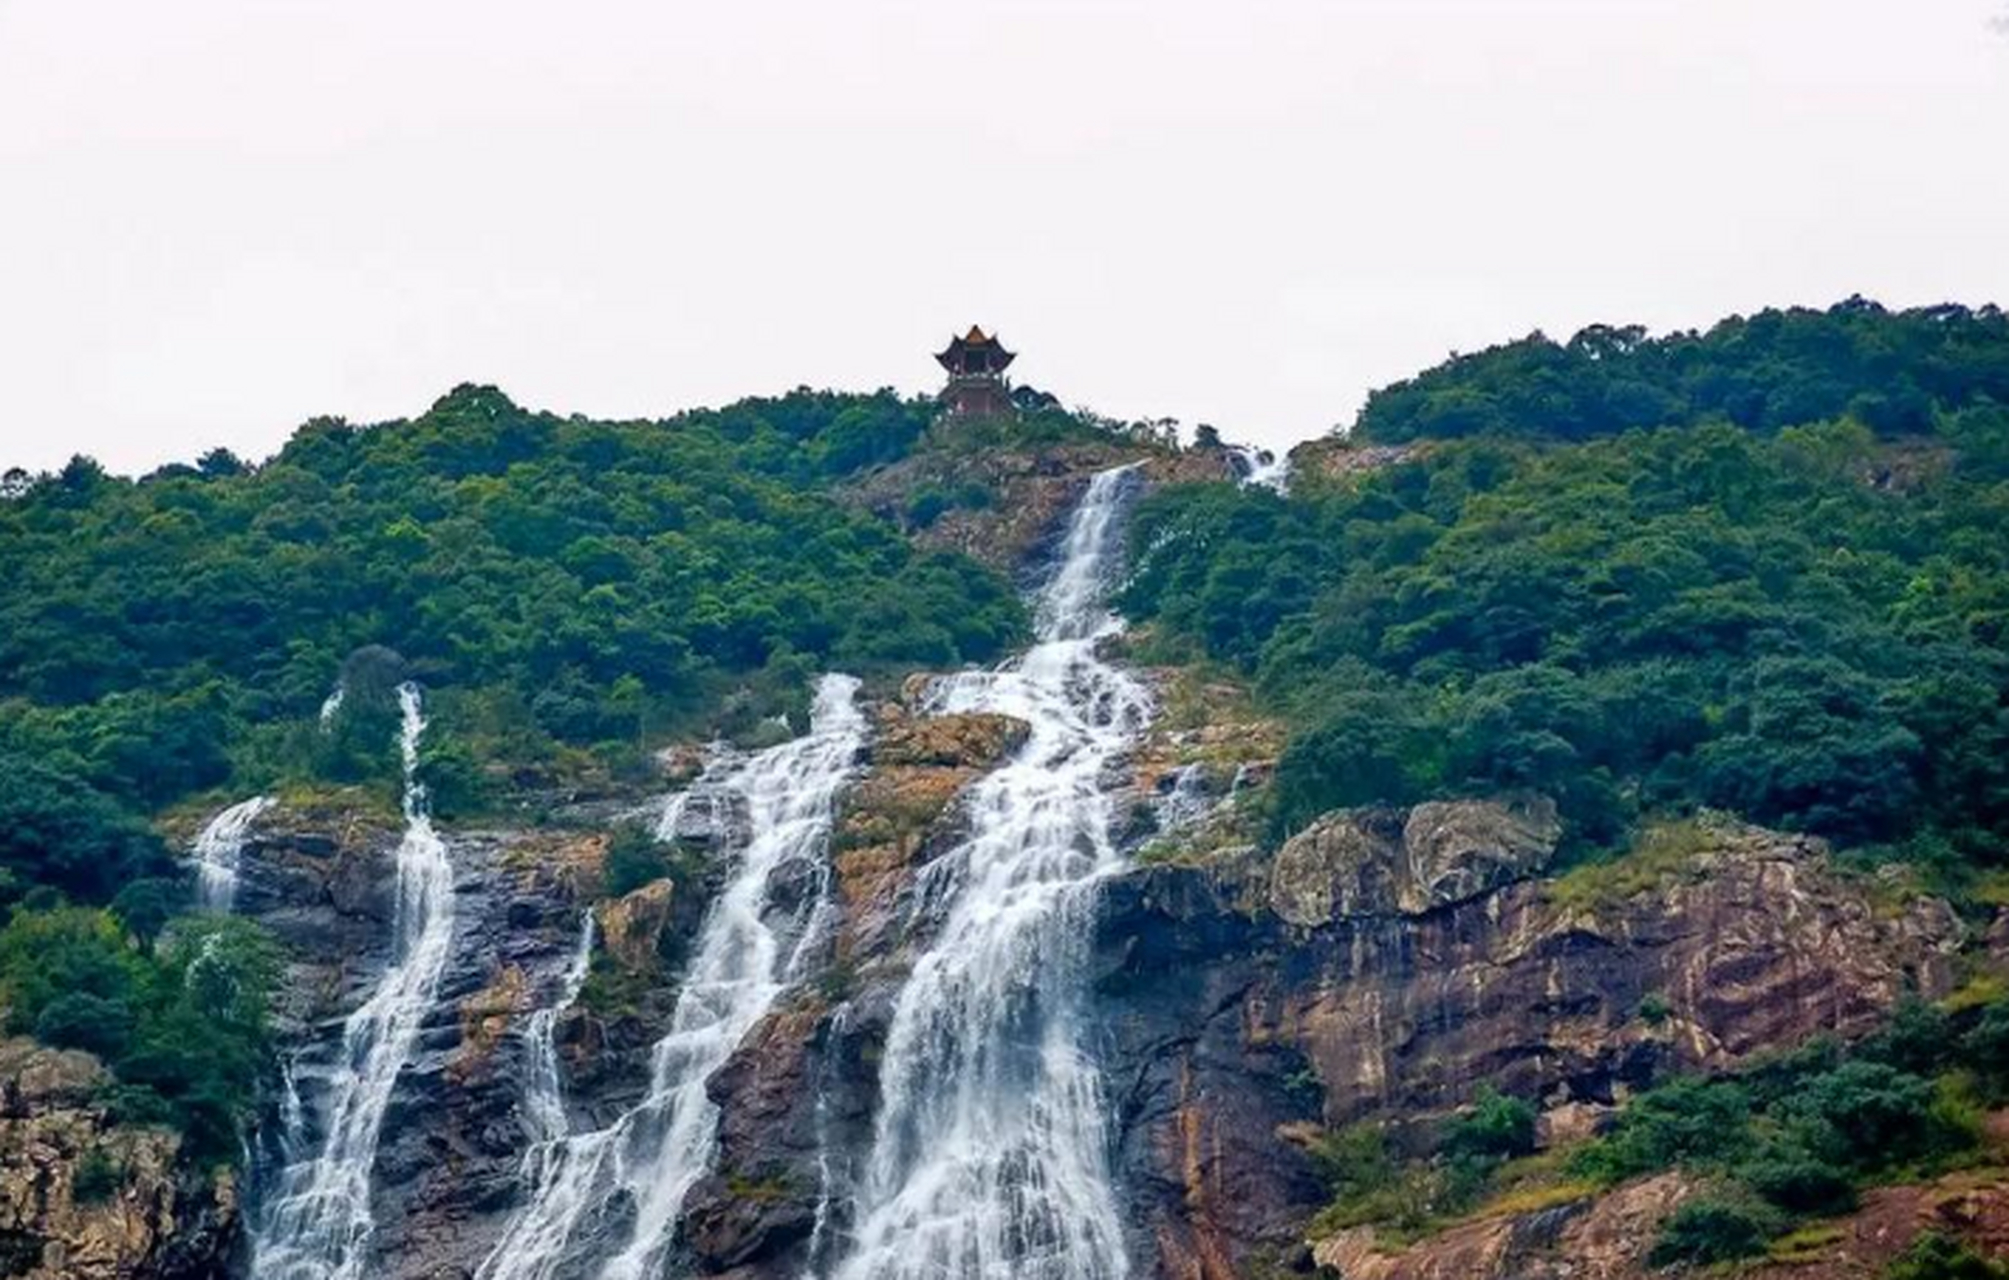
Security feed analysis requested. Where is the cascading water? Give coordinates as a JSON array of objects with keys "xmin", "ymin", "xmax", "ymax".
[
  {"xmin": 190, "ymin": 795, "xmax": 274, "ymax": 912},
  {"xmin": 476, "ymin": 674, "xmax": 865, "ymax": 1280},
  {"xmin": 522, "ymin": 913, "xmax": 597, "ymax": 1151},
  {"xmin": 834, "ymin": 464, "xmax": 1148, "ymax": 1280},
  {"xmin": 1228, "ymin": 442, "xmax": 1291, "ymax": 492},
  {"xmin": 252, "ymin": 683, "xmax": 457, "ymax": 1280}
]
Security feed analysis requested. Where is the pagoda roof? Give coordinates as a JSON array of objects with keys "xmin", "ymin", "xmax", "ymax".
[{"xmin": 935, "ymin": 326, "xmax": 1016, "ymax": 372}]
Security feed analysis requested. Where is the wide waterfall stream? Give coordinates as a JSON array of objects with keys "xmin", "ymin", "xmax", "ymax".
[
  {"xmin": 833, "ymin": 464, "xmax": 1146, "ymax": 1280},
  {"xmin": 476, "ymin": 674, "xmax": 865, "ymax": 1280},
  {"xmin": 251, "ymin": 683, "xmax": 457, "ymax": 1280}
]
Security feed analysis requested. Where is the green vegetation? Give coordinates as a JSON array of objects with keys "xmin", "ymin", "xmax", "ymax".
[
  {"xmin": 1565, "ymin": 996, "xmax": 2008, "ymax": 1263},
  {"xmin": 1123, "ymin": 301, "xmax": 2009, "ymax": 877},
  {"xmin": 1354, "ymin": 298, "xmax": 2009, "ymax": 444},
  {"xmin": 1887, "ymin": 1232, "xmax": 2009, "ymax": 1280},
  {"xmin": 0, "ymin": 909, "xmax": 278, "ymax": 1165},
  {"xmin": 0, "ymin": 386, "xmax": 1024, "ymax": 820},
  {"xmin": 1310, "ymin": 994, "xmax": 2009, "ymax": 1263},
  {"xmin": 0, "ymin": 383, "xmax": 1041, "ymax": 1163},
  {"xmin": 1307, "ymin": 1088, "xmax": 1540, "ymax": 1240}
]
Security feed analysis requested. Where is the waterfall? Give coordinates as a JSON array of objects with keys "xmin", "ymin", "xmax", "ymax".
[
  {"xmin": 476, "ymin": 674, "xmax": 865, "ymax": 1280},
  {"xmin": 319, "ymin": 683, "xmax": 346, "ymax": 728},
  {"xmin": 522, "ymin": 913, "xmax": 597, "ymax": 1150},
  {"xmin": 251, "ymin": 683, "xmax": 458, "ymax": 1280},
  {"xmin": 1228, "ymin": 442, "xmax": 1291, "ymax": 492},
  {"xmin": 833, "ymin": 465, "xmax": 1148, "ymax": 1280},
  {"xmin": 189, "ymin": 795, "xmax": 273, "ymax": 912}
]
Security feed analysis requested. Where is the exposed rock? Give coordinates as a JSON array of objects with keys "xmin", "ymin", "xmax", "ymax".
[
  {"xmin": 1097, "ymin": 811, "xmax": 1965, "ymax": 1277},
  {"xmin": 869, "ymin": 710, "xmax": 1028, "ymax": 769},
  {"xmin": 596, "ymin": 879, "xmax": 677, "ymax": 974},
  {"xmin": 0, "ymin": 1039, "xmax": 234, "ymax": 1280},
  {"xmin": 830, "ymin": 709, "xmax": 1028, "ymax": 961},
  {"xmin": 234, "ymin": 814, "xmax": 605, "ymax": 1280},
  {"xmin": 844, "ymin": 438, "xmax": 1227, "ymax": 576},
  {"xmin": 1309, "ymin": 1172, "xmax": 1692, "ymax": 1280},
  {"xmin": 1268, "ymin": 794, "xmax": 1561, "ymax": 925},
  {"xmin": 1290, "ymin": 438, "xmax": 1422, "ymax": 484}
]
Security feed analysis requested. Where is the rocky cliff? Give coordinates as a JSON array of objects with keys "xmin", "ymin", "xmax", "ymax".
[
  {"xmin": 0, "ymin": 1040, "xmax": 234, "ymax": 1280},
  {"xmin": 1093, "ymin": 807, "xmax": 1967, "ymax": 1277}
]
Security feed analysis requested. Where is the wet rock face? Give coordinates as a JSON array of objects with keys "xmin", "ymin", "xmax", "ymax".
[
  {"xmin": 235, "ymin": 817, "xmax": 599, "ymax": 1280},
  {"xmin": 830, "ymin": 707, "xmax": 1029, "ymax": 963},
  {"xmin": 1095, "ymin": 808, "xmax": 1964, "ymax": 1278},
  {"xmin": 0, "ymin": 1039, "xmax": 234, "ymax": 1280}
]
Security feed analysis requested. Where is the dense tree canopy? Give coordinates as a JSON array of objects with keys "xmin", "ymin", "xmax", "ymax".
[
  {"xmin": 1125, "ymin": 304, "xmax": 2009, "ymax": 867},
  {"xmin": 1356, "ymin": 299, "xmax": 2009, "ymax": 445},
  {"xmin": 0, "ymin": 385, "xmax": 1025, "ymax": 818}
]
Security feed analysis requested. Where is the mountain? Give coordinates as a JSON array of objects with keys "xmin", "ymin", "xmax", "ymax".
[{"xmin": 2, "ymin": 299, "xmax": 2007, "ymax": 1280}]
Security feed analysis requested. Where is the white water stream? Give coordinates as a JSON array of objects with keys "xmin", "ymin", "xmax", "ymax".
[
  {"xmin": 832, "ymin": 465, "xmax": 1148, "ymax": 1280},
  {"xmin": 476, "ymin": 674, "xmax": 864, "ymax": 1280},
  {"xmin": 251, "ymin": 683, "xmax": 457, "ymax": 1280},
  {"xmin": 190, "ymin": 795, "xmax": 273, "ymax": 912}
]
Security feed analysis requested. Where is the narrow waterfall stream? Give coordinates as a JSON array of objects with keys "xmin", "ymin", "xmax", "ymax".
[
  {"xmin": 190, "ymin": 795, "xmax": 273, "ymax": 912},
  {"xmin": 834, "ymin": 465, "xmax": 1148, "ymax": 1280},
  {"xmin": 252, "ymin": 683, "xmax": 457, "ymax": 1280},
  {"xmin": 521, "ymin": 913, "xmax": 597, "ymax": 1152},
  {"xmin": 476, "ymin": 674, "xmax": 865, "ymax": 1280}
]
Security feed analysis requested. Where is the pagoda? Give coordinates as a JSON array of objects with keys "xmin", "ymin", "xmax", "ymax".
[{"xmin": 935, "ymin": 325, "xmax": 1016, "ymax": 419}]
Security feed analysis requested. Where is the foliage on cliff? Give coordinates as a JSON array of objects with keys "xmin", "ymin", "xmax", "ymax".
[
  {"xmin": 1124, "ymin": 302, "xmax": 2009, "ymax": 871},
  {"xmin": 0, "ymin": 909, "xmax": 279, "ymax": 1164}
]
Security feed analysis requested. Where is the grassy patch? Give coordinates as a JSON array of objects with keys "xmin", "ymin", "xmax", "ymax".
[{"xmin": 1543, "ymin": 819, "xmax": 1716, "ymax": 913}]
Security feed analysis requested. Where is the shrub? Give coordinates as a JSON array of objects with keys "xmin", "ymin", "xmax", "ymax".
[
  {"xmin": 1444, "ymin": 1087, "xmax": 1538, "ymax": 1161},
  {"xmin": 603, "ymin": 824, "xmax": 671, "ymax": 898},
  {"xmin": 1739, "ymin": 1151, "xmax": 1859, "ymax": 1217},
  {"xmin": 1647, "ymin": 1196, "xmax": 1779, "ymax": 1267},
  {"xmin": 72, "ymin": 1147, "xmax": 124, "ymax": 1205},
  {"xmin": 1886, "ymin": 1231, "xmax": 2009, "ymax": 1280},
  {"xmin": 1570, "ymin": 1077, "xmax": 1754, "ymax": 1184}
]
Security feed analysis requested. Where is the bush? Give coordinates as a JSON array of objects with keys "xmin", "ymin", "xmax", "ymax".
[
  {"xmin": 1778, "ymin": 1061, "xmax": 1944, "ymax": 1172},
  {"xmin": 34, "ymin": 992, "xmax": 136, "ymax": 1059},
  {"xmin": 72, "ymin": 1147, "xmax": 124, "ymax": 1205},
  {"xmin": 1886, "ymin": 1232, "xmax": 2009, "ymax": 1280},
  {"xmin": 1444, "ymin": 1088, "xmax": 1538, "ymax": 1161},
  {"xmin": 1739, "ymin": 1151, "xmax": 1859, "ymax": 1217},
  {"xmin": 1647, "ymin": 1196, "xmax": 1779, "ymax": 1267},
  {"xmin": 1571, "ymin": 1077, "xmax": 1753, "ymax": 1184},
  {"xmin": 603, "ymin": 825, "xmax": 671, "ymax": 898}
]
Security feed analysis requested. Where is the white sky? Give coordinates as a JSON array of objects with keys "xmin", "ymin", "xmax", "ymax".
[{"xmin": 2, "ymin": 0, "xmax": 2006, "ymax": 474}]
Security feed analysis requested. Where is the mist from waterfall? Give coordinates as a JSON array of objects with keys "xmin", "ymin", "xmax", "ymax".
[
  {"xmin": 250, "ymin": 683, "xmax": 457, "ymax": 1280},
  {"xmin": 190, "ymin": 795, "xmax": 273, "ymax": 912},
  {"xmin": 833, "ymin": 465, "xmax": 1148, "ymax": 1280},
  {"xmin": 475, "ymin": 674, "xmax": 864, "ymax": 1280}
]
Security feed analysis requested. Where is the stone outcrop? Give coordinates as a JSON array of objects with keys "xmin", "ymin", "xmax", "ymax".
[
  {"xmin": 845, "ymin": 438, "xmax": 1233, "ymax": 576},
  {"xmin": 1094, "ymin": 808, "xmax": 1965, "ymax": 1278},
  {"xmin": 1267, "ymin": 793, "xmax": 1561, "ymax": 923},
  {"xmin": 1310, "ymin": 1172, "xmax": 1693, "ymax": 1280},
  {"xmin": 830, "ymin": 707, "xmax": 1028, "ymax": 961},
  {"xmin": 0, "ymin": 1039, "xmax": 234, "ymax": 1280}
]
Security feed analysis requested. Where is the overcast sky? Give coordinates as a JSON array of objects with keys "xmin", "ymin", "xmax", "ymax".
[{"xmin": 2, "ymin": 0, "xmax": 2006, "ymax": 475}]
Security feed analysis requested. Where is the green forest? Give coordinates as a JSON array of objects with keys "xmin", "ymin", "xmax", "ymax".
[
  {"xmin": 1125, "ymin": 300, "xmax": 2009, "ymax": 886},
  {"xmin": 5, "ymin": 297, "xmax": 2009, "ymax": 1184},
  {"xmin": 0, "ymin": 383, "xmax": 1032, "ymax": 1155}
]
